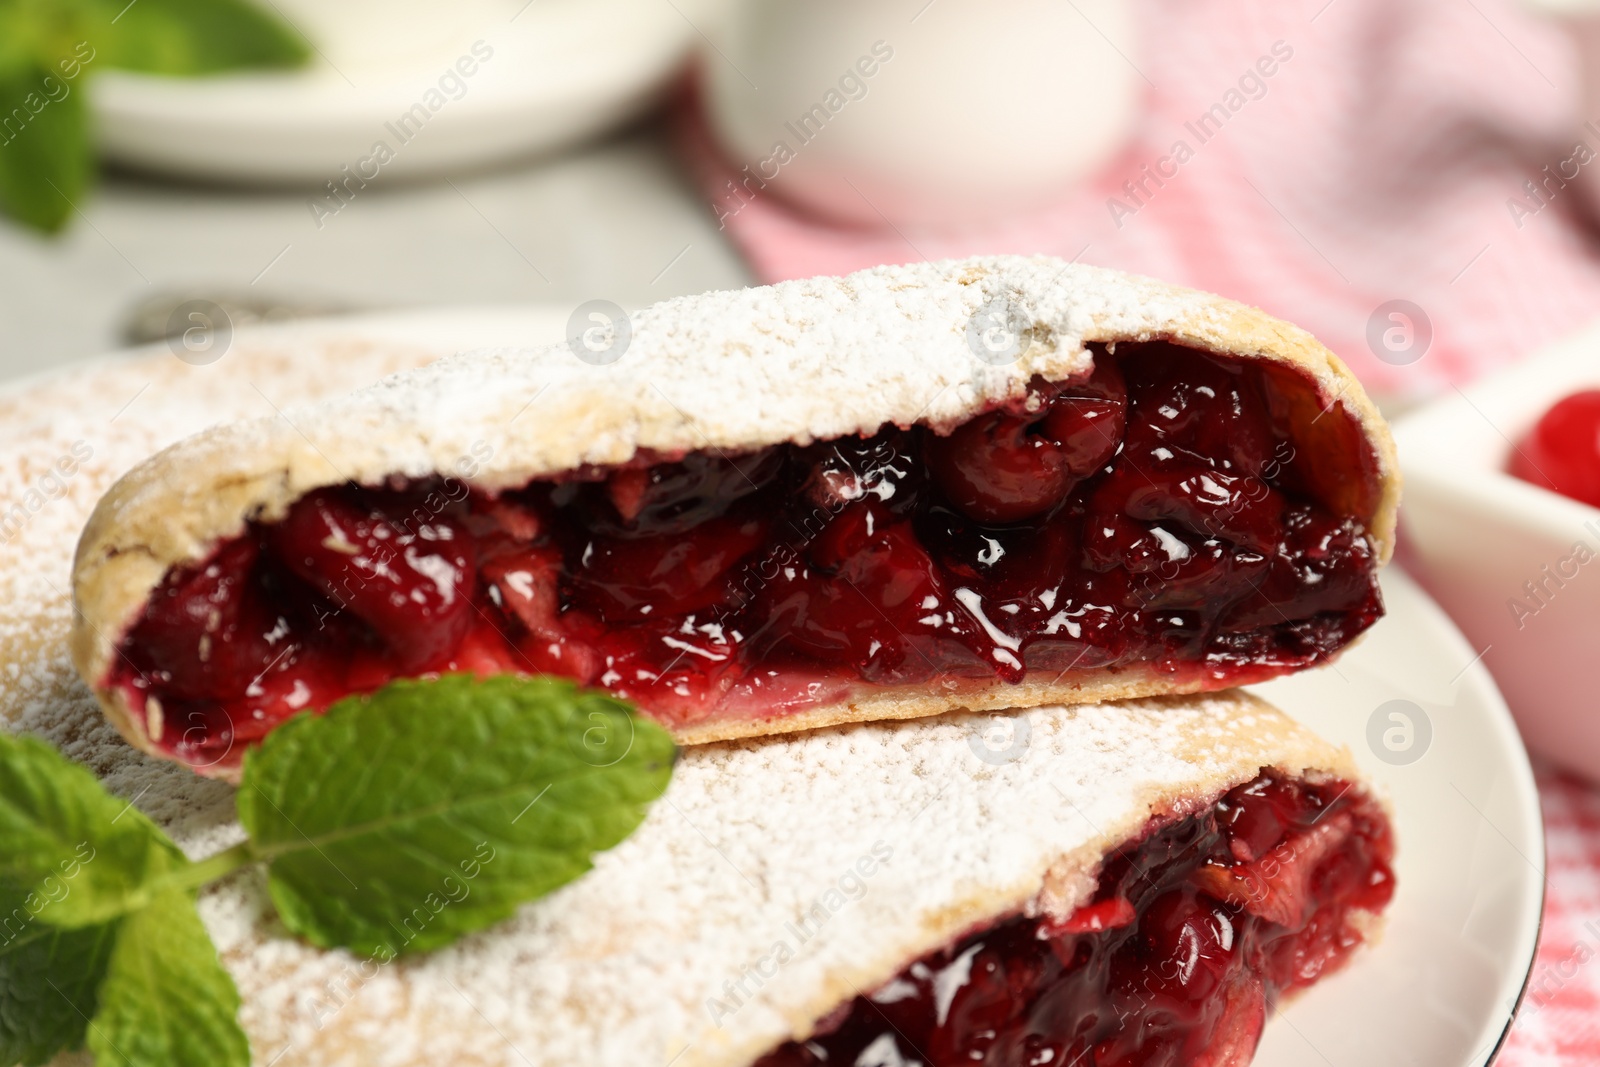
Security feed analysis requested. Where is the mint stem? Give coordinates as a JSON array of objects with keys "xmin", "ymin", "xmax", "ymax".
[{"xmin": 168, "ymin": 841, "xmax": 259, "ymax": 892}]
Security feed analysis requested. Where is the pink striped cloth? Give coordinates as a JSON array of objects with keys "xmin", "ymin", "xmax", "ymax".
[
  {"xmin": 676, "ymin": 1, "xmax": 1600, "ymax": 1060},
  {"xmin": 1506, "ymin": 767, "xmax": 1600, "ymax": 1064},
  {"xmin": 678, "ymin": 0, "xmax": 1600, "ymax": 405}
]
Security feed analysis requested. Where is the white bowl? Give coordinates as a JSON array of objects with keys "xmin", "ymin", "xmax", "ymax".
[
  {"xmin": 1393, "ymin": 317, "xmax": 1600, "ymax": 780},
  {"xmin": 92, "ymin": 0, "xmax": 725, "ymax": 184}
]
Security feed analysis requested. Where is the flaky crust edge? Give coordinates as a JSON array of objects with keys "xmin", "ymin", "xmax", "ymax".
[{"xmin": 69, "ymin": 256, "xmax": 1400, "ymax": 778}]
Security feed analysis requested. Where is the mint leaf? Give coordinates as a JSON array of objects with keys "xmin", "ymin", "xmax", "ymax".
[
  {"xmin": 89, "ymin": 0, "xmax": 309, "ymax": 75},
  {"xmin": 0, "ymin": 62, "xmax": 90, "ymax": 234},
  {"xmin": 87, "ymin": 888, "xmax": 247, "ymax": 1067},
  {"xmin": 0, "ymin": 902, "xmax": 118, "ymax": 1066},
  {"xmin": 0, "ymin": 733, "xmax": 196, "ymax": 1066},
  {"xmin": 0, "ymin": 733, "xmax": 185, "ymax": 931},
  {"xmin": 238, "ymin": 676, "xmax": 676, "ymax": 956},
  {"xmin": 0, "ymin": 0, "xmax": 308, "ymax": 233}
]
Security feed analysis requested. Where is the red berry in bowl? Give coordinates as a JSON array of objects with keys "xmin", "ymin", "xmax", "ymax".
[{"xmin": 1511, "ymin": 389, "xmax": 1600, "ymax": 509}]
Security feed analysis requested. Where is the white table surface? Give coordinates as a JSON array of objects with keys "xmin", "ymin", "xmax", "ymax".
[{"xmin": 0, "ymin": 124, "xmax": 752, "ymax": 384}]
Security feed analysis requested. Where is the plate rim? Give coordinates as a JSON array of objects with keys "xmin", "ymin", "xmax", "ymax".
[{"xmin": 1251, "ymin": 567, "xmax": 1545, "ymax": 1067}]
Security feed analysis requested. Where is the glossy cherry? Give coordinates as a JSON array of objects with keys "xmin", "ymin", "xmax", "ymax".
[
  {"xmin": 1122, "ymin": 344, "xmax": 1276, "ymax": 477},
  {"xmin": 121, "ymin": 536, "xmax": 286, "ymax": 702},
  {"xmin": 479, "ymin": 537, "xmax": 602, "ymax": 683},
  {"xmin": 266, "ymin": 486, "xmax": 476, "ymax": 673},
  {"xmin": 924, "ymin": 361, "xmax": 1127, "ymax": 524},
  {"xmin": 567, "ymin": 514, "xmax": 771, "ymax": 622},
  {"xmin": 755, "ymin": 774, "xmax": 1393, "ymax": 1067},
  {"xmin": 1511, "ymin": 389, "xmax": 1600, "ymax": 509},
  {"xmin": 759, "ymin": 502, "xmax": 959, "ymax": 682},
  {"xmin": 598, "ymin": 449, "xmax": 785, "ymax": 532}
]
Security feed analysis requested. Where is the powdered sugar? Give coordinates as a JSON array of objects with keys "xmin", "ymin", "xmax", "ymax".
[
  {"xmin": 0, "ymin": 260, "xmax": 1364, "ymax": 1065},
  {"xmin": 203, "ymin": 693, "xmax": 1332, "ymax": 1067},
  {"xmin": 172, "ymin": 257, "xmax": 1234, "ymax": 496},
  {"xmin": 0, "ymin": 334, "xmax": 444, "ymax": 846}
]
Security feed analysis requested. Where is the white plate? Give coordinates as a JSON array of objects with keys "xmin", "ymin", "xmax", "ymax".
[
  {"xmin": 91, "ymin": 0, "xmax": 727, "ymax": 183},
  {"xmin": 1250, "ymin": 569, "xmax": 1542, "ymax": 1067},
  {"xmin": 17, "ymin": 309, "xmax": 1543, "ymax": 1066}
]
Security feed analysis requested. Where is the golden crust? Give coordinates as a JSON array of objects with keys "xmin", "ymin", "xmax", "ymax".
[
  {"xmin": 673, "ymin": 668, "xmax": 1228, "ymax": 745},
  {"xmin": 70, "ymin": 256, "xmax": 1400, "ymax": 777}
]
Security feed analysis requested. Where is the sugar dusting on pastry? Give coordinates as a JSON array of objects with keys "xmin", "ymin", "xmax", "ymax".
[
  {"xmin": 0, "ymin": 334, "xmax": 441, "ymax": 829},
  {"xmin": 0, "ymin": 257, "xmax": 1379, "ymax": 1066},
  {"xmin": 214, "ymin": 694, "xmax": 1342, "ymax": 1067}
]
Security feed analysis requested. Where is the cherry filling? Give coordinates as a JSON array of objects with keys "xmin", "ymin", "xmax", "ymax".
[
  {"xmin": 109, "ymin": 343, "xmax": 1385, "ymax": 769},
  {"xmin": 756, "ymin": 773, "xmax": 1395, "ymax": 1067}
]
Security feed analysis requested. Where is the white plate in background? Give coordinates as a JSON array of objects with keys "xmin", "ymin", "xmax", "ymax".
[{"xmin": 91, "ymin": 0, "xmax": 728, "ymax": 183}]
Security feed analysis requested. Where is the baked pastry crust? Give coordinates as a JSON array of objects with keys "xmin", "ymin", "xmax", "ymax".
[
  {"xmin": 199, "ymin": 691, "xmax": 1380, "ymax": 1067},
  {"xmin": 70, "ymin": 256, "xmax": 1400, "ymax": 771}
]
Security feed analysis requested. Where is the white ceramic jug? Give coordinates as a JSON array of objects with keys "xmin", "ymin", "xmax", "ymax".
[{"xmin": 703, "ymin": 0, "xmax": 1141, "ymax": 229}]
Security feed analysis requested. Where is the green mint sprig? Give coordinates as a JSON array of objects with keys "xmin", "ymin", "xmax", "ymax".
[
  {"xmin": 0, "ymin": 0, "xmax": 310, "ymax": 233},
  {"xmin": 0, "ymin": 675, "xmax": 677, "ymax": 1067}
]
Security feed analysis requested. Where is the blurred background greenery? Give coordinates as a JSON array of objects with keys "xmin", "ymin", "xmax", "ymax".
[{"xmin": 0, "ymin": 0, "xmax": 306, "ymax": 231}]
